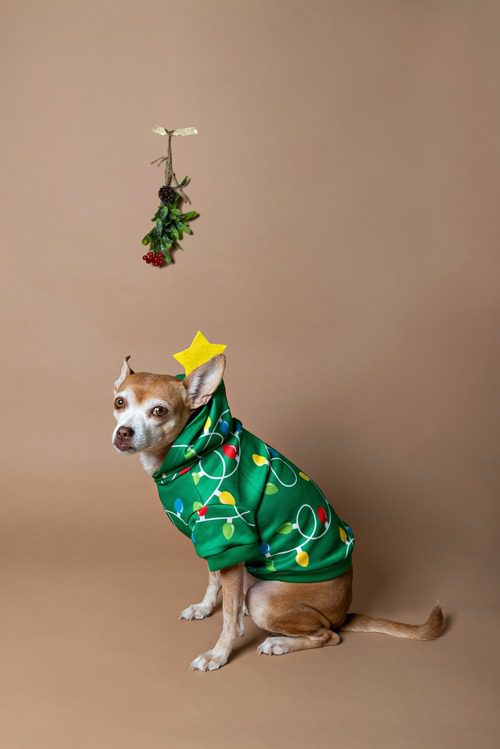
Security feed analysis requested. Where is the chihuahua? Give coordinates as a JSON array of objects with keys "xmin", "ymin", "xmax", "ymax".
[{"xmin": 112, "ymin": 354, "xmax": 444, "ymax": 671}]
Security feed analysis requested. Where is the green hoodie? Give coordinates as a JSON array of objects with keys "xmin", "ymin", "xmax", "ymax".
[{"xmin": 152, "ymin": 378, "xmax": 355, "ymax": 582}]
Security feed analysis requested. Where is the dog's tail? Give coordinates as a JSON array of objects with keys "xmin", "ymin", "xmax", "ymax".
[{"xmin": 340, "ymin": 604, "xmax": 445, "ymax": 641}]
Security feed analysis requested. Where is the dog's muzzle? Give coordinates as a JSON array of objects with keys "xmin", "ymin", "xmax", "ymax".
[{"xmin": 114, "ymin": 426, "xmax": 136, "ymax": 452}]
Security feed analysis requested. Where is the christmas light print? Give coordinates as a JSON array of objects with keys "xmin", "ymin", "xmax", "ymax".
[
  {"xmin": 218, "ymin": 490, "xmax": 236, "ymax": 505},
  {"xmin": 295, "ymin": 549, "xmax": 309, "ymax": 567},
  {"xmin": 317, "ymin": 507, "xmax": 328, "ymax": 525},
  {"xmin": 158, "ymin": 412, "xmax": 256, "ymax": 545},
  {"xmin": 222, "ymin": 444, "xmax": 238, "ymax": 460},
  {"xmin": 340, "ymin": 524, "xmax": 355, "ymax": 559},
  {"xmin": 154, "ymin": 373, "xmax": 355, "ymax": 581},
  {"xmin": 174, "ymin": 498, "xmax": 183, "ymax": 514},
  {"xmin": 246, "ymin": 442, "xmax": 347, "ymax": 570}
]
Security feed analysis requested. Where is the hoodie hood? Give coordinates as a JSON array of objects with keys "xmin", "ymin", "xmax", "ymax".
[{"xmin": 152, "ymin": 376, "xmax": 237, "ymax": 481}]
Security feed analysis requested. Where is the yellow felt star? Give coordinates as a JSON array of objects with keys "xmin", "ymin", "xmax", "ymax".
[{"xmin": 172, "ymin": 331, "xmax": 227, "ymax": 375}]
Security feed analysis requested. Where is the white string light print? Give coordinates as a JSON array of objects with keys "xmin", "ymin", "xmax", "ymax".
[{"xmin": 159, "ymin": 417, "xmax": 355, "ymax": 571}]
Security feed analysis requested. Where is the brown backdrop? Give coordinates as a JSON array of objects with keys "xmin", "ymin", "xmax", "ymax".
[{"xmin": 1, "ymin": 1, "xmax": 499, "ymax": 747}]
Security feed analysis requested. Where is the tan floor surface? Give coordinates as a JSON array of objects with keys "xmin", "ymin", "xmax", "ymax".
[{"xmin": 2, "ymin": 532, "xmax": 497, "ymax": 749}]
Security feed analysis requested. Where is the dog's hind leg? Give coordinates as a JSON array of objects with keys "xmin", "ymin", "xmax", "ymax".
[
  {"xmin": 179, "ymin": 569, "xmax": 221, "ymax": 620},
  {"xmin": 258, "ymin": 628, "xmax": 341, "ymax": 655},
  {"xmin": 247, "ymin": 569, "xmax": 352, "ymax": 657}
]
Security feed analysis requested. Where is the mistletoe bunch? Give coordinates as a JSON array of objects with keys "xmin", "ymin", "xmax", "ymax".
[
  {"xmin": 141, "ymin": 128, "xmax": 199, "ymax": 267},
  {"xmin": 142, "ymin": 182, "xmax": 199, "ymax": 266}
]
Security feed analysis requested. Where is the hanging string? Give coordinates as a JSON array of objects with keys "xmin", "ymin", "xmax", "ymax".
[{"xmin": 151, "ymin": 129, "xmax": 191, "ymax": 203}]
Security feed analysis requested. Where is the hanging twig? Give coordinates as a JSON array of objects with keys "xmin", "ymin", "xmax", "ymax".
[{"xmin": 141, "ymin": 126, "xmax": 200, "ymax": 268}]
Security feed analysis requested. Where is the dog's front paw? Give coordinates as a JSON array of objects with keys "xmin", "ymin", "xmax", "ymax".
[
  {"xmin": 179, "ymin": 603, "xmax": 213, "ymax": 621},
  {"xmin": 257, "ymin": 636, "xmax": 290, "ymax": 656},
  {"xmin": 190, "ymin": 650, "xmax": 228, "ymax": 672}
]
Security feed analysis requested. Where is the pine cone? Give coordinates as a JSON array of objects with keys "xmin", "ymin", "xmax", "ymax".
[{"xmin": 158, "ymin": 185, "xmax": 177, "ymax": 204}]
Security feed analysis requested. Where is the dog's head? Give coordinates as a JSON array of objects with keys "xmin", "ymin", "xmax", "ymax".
[{"xmin": 111, "ymin": 354, "xmax": 225, "ymax": 471}]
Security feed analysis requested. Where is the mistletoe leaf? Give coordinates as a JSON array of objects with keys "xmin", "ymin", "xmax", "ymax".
[
  {"xmin": 179, "ymin": 222, "xmax": 193, "ymax": 235},
  {"xmin": 180, "ymin": 211, "xmax": 199, "ymax": 222},
  {"xmin": 159, "ymin": 205, "xmax": 169, "ymax": 220},
  {"xmin": 155, "ymin": 218, "xmax": 163, "ymax": 234},
  {"xmin": 142, "ymin": 234, "xmax": 151, "ymax": 245}
]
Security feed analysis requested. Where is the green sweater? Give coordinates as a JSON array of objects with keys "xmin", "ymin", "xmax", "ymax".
[{"xmin": 153, "ymin": 379, "xmax": 355, "ymax": 582}]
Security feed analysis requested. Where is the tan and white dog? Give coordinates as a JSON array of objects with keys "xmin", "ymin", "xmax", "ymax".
[{"xmin": 112, "ymin": 354, "xmax": 445, "ymax": 671}]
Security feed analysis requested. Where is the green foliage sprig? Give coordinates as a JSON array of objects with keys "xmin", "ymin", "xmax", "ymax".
[{"xmin": 141, "ymin": 129, "xmax": 199, "ymax": 268}]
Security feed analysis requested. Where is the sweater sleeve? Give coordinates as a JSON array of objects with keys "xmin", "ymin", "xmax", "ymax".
[{"xmin": 187, "ymin": 501, "xmax": 259, "ymax": 571}]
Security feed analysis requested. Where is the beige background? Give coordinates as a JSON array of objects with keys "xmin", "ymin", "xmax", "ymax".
[{"xmin": 1, "ymin": 1, "xmax": 499, "ymax": 747}]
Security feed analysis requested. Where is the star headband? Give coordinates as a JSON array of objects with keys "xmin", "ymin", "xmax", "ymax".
[{"xmin": 172, "ymin": 331, "xmax": 227, "ymax": 375}]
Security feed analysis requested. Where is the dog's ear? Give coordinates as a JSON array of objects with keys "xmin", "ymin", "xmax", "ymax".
[
  {"xmin": 114, "ymin": 355, "xmax": 134, "ymax": 392},
  {"xmin": 183, "ymin": 354, "xmax": 226, "ymax": 410}
]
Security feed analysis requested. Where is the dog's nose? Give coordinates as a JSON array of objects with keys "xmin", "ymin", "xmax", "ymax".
[{"xmin": 117, "ymin": 426, "xmax": 134, "ymax": 441}]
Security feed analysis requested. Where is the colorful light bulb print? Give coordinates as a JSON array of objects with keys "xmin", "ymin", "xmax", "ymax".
[
  {"xmin": 295, "ymin": 549, "xmax": 309, "ymax": 567},
  {"xmin": 218, "ymin": 491, "xmax": 236, "ymax": 505},
  {"xmin": 252, "ymin": 454, "xmax": 268, "ymax": 467},
  {"xmin": 174, "ymin": 498, "xmax": 183, "ymax": 514},
  {"xmin": 264, "ymin": 483, "xmax": 278, "ymax": 495},
  {"xmin": 317, "ymin": 507, "xmax": 327, "ymax": 524},
  {"xmin": 223, "ymin": 444, "xmax": 238, "ymax": 460}
]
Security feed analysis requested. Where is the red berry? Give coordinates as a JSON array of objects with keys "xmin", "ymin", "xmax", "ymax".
[
  {"xmin": 142, "ymin": 255, "xmax": 148, "ymax": 261},
  {"xmin": 145, "ymin": 257, "xmax": 152, "ymax": 264}
]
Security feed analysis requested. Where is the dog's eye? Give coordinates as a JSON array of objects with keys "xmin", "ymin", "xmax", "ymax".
[
  {"xmin": 114, "ymin": 397, "xmax": 126, "ymax": 409},
  {"xmin": 152, "ymin": 406, "xmax": 167, "ymax": 418}
]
